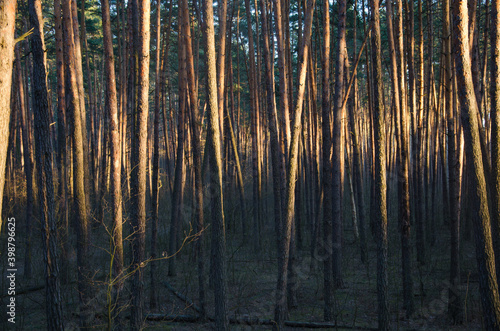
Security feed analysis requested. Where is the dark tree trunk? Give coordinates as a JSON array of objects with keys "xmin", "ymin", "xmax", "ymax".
[
  {"xmin": 29, "ymin": 0, "xmax": 65, "ymax": 328},
  {"xmin": 489, "ymin": 0, "xmax": 500, "ymax": 289},
  {"xmin": 149, "ymin": 0, "xmax": 161, "ymax": 310},
  {"xmin": 444, "ymin": 0, "xmax": 463, "ymax": 321},
  {"xmin": 16, "ymin": 46, "xmax": 34, "ymax": 280}
]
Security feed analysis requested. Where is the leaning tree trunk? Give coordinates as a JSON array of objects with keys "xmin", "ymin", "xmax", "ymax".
[
  {"xmin": 29, "ymin": 0, "xmax": 65, "ymax": 328},
  {"xmin": 452, "ymin": 0, "xmax": 500, "ymax": 328},
  {"xmin": 274, "ymin": 0, "xmax": 315, "ymax": 328},
  {"xmin": 0, "ymin": 0, "xmax": 16, "ymax": 227}
]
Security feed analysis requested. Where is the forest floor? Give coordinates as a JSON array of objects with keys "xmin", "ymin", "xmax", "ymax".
[{"xmin": 0, "ymin": 181, "xmax": 486, "ymax": 330}]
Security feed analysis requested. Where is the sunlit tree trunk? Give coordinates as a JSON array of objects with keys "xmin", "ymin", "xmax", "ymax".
[
  {"xmin": 102, "ymin": 0, "xmax": 123, "ymax": 305},
  {"xmin": 0, "ymin": 0, "xmax": 16, "ymax": 226},
  {"xmin": 452, "ymin": 0, "xmax": 500, "ymax": 328},
  {"xmin": 348, "ymin": 0, "xmax": 368, "ymax": 265},
  {"xmin": 370, "ymin": 0, "xmax": 389, "ymax": 327},
  {"xmin": 180, "ymin": 0, "xmax": 206, "ymax": 315},
  {"xmin": 129, "ymin": 0, "xmax": 150, "ymax": 328},
  {"xmin": 388, "ymin": 0, "xmax": 414, "ymax": 317},
  {"xmin": 332, "ymin": 0, "xmax": 347, "ymax": 289},
  {"xmin": 62, "ymin": 0, "xmax": 91, "ymax": 327},
  {"xmin": 321, "ymin": 0, "xmax": 333, "ymax": 320},
  {"xmin": 203, "ymin": 0, "xmax": 228, "ymax": 326},
  {"xmin": 70, "ymin": 0, "xmax": 91, "ymax": 212},
  {"xmin": 274, "ymin": 0, "xmax": 315, "ymax": 328},
  {"xmin": 260, "ymin": 0, "xmax": 284, "ymax": 252},
  {"xmin": 244, "ymin": 0, "xmax": 262, "ymax": 251},
  {"xmin": 272, "ymin": 0, "xmax": 291, "ymax": 161}
]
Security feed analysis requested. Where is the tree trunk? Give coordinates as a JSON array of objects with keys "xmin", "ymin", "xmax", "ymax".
[
  {"xmin": 149, "ymin": 0, "xmax": 161, "ymax": 310},
  {"xmin": 321, "ymin": 0, "xmax": 333, "ymax": 320},
  {"xmin": 180, "ymin": 0, "xmax": 206, "ymax": 315},
  {"xmin": 489, "ymin": 0, "xmax": 500, "ymax": 289},
  {"xmin": 62, "ymin": 0, "xmax": 91, "ymax": 327},
  {"xmin": 169, "ymin": 26, "xmax": 186, "ymax": 277},
  {"xmin": 274, "ymin": 0, "xmax": 315, "ymax": 328},
  {"xmin": 332, "ymin": 0, "xmax": 347, "ymax": 289},
  {"xmin": 102, "ymin": 0, "xmax": 123, "ymax": 308},
  {"xmin": 203, "ymin": 0, "xmax": 229, "ymax": 327},
  {"xmin": 29, "ymin": 0, "xmax": 65, "ymax": 328},
  {"xmin": 370, "ymin": 0, "xmax": 390, "ymax": 327},
  {"xmin": 16, "ymin": 46, "xmax": 34, "ymax": 280},
  {"xmin": 129, "ymin": 0, "xmax": 150, "ymax": 328},
  {"xmin": 260, "ymin": 0, "xmax": 284, "ymax": 254},
  {"xmin": 452, "ymin": 0, "xmax": 500, "ymax": 328},
  {"xmin": 0, "ymin": 0, "xmax": 16, "ymax": 227},
  {"xmin": 387, "ymin": 0, "xmax": 414, "ymax": 317},
  {"xmin": 443, "ymin": 0, "xmax": 463, "ymax": 321}
]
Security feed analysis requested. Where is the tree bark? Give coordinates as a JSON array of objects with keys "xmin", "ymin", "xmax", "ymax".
[
  {"xmin": 62, "ymin": 0, "xmax": 91, "ymax": 327},
  {"xmin": 370, "ymin": 0, "xmax": 390, "ymax": 327},
  {"xmin": 332, "ymin": 0, "xmax": 347, "ymax": 289},
  {"xmin": 489, "ymin": 0, "xmax": 500, "ymax": 289},
  {"xmin": 203, "ymin": 0, "xmax": 229, "ymax": 327},
  {"xmin": 0, "ymin": 0, "xmax": 16, "ymax": 227},
  {"xmin": 274, "ymin": 0, "xmax": 315, "ymax": 328},
  {"xmin": 452, "ymin": 0, "xmax": 500, "ymax": 328},
  {"xmin": 321, "ymin": 0, "xmax": 333, "ymax": 320},
  {"xmin": 29, "ymin": 0, "xmax": 65, "ymax": 328},
  {"xmin": 102, "ymin": 0, "xmax": 123, "ymax": 301},
  {"xmin": 129, "ymin": 0, "xmax": 150, "ymax": 328},
  {"xmin": 149, "ymin": 0, "xmax": 161, "ymax": 310}
]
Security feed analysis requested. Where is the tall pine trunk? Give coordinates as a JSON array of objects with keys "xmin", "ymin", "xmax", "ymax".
[
  {"xmin": 203, "ymin": 0, "xmax": 228, "ymax": 327},
  {"xmin": 130, "ymin": 0, "xmax": 150, "ymax": 328},
  {"xmin": 0, "ymin": 0, "xmax": 16, "ymax": 225},
  {"xmin": 452, "ymin": 0, "xmax": 500, "ymax": 328},
  {"xmin": 274, "ymin": 0, "xmax": 315, "ymax": 328},
  {"xmin": 29, "ymin": 0, "xmax": 65, "ymax": 328},
  {"xmin": 370, "ymin": 0, "xmax": 390, "ymax": 327},
  {"xmin": 62, "ymin": 0, "xmax": 91, "ymax": 327}
]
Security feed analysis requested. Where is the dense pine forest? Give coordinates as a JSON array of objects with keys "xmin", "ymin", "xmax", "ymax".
[{"xmin": 0, "ymin": 0, "xmax": 499, "ymax": 329}]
